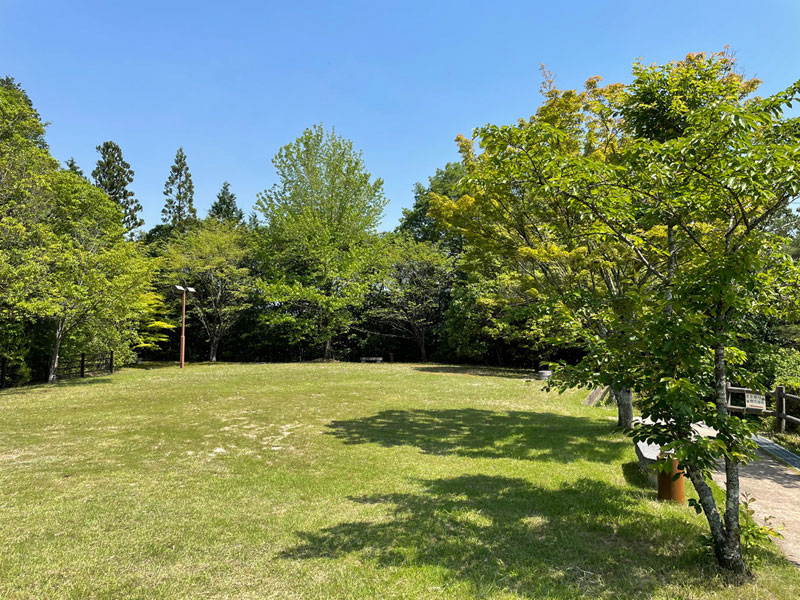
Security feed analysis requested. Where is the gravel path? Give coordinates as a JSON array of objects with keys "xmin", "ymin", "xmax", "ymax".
[{"xmin": 711, "ymin": 449, "xmax": 800, "ymax": 567}]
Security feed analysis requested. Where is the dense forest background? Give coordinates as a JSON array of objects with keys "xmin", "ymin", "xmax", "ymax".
[
  {"xmin": 2, "ymin": 52, "xmax": 799, "ymax": 392},
  {"xmin": 1, "ymin": 78, "xmax": 575, "ymax": 387}
]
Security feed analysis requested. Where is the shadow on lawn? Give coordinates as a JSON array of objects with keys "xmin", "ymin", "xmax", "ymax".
[
  {"xmin": 413, "ymin": 365, "xmax": 534, "ymax": 379},
  {"xmin": 327, "ymin": 409, "xmax": 628, "ymax": 463},
  {"xmin": 283, "ymin": 475, "xmax": 720, "ymax": 598},
  {"xmin": 126, "ymin": 361, "xmax": 178, "ymax": 371},
  {"xmin": 0, "ymin": 376, "xmax": 114, "ymax": 395}
]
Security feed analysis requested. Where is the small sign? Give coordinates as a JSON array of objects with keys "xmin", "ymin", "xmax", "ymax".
[{"xmin": 745, "ymin": 392, "xmax": 766, "ymax": 411}]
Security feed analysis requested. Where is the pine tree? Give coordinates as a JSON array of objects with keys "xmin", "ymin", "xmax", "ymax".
[
  {"xmin": 162, "ymin": 147, "xmax": 196, "ymax": 229},
  {"xmin": 91, "ymin": 141, "xmax": 143, "ymax": 234},
  {"xmin": 208, "ymin": 181, "xmax": 244, "ymax": 222},
  {"xmin": 65, "ymin": 157, "xmax": 84, "ymax": 177}
]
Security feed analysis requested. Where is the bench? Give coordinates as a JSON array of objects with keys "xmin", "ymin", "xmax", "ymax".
[{"xmin": 360, "ymin": 357, "xmax": 383, "ymax": 363}]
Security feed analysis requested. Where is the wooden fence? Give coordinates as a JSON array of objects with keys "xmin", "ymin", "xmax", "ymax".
[
  {"xmin": 55, "ymin": 351, "xmax": 114, "ymax": 381},
  {"xmin": 726, "ymin": 384, "xmax": 800, "ymax": 434}
]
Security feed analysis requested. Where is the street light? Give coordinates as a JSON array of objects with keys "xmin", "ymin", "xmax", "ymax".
[{"xmin": 175, "ymin": 285, "xmax": 196, "ymax": 368}]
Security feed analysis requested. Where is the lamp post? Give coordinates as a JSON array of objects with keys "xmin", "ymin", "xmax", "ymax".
[{"xmin": 175, "ymin": 285, "xmax": 196, "ymax": 368}]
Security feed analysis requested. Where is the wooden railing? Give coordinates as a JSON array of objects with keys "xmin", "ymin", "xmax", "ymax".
[
  {"xmin": 56, "ymin": 351, "xmax": 114, "ymax": 381},
  {"xmin": 726, "ymin": 385, "xmax": 800, "ymax": 433}
]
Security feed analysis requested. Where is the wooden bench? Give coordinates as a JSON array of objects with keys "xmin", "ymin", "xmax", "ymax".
[{"xmin": 360, "ymin": 357, "xmax": 383, "ymax": 363}]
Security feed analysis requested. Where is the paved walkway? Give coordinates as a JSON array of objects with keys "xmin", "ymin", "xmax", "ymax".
[
  {"xmin": 753, "ymin": 434, "xmax": 800, "ymax": 470},
  {"xmin": 634, "ymin": 418, "xmax": 800, "ymax": 566},
  {"xmin": 711, "ymin": 447, "xmax": 800, "ymax": 567}
]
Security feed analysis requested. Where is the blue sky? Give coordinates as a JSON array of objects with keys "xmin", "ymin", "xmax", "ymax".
[{"xmin": 2, "ymin": 1, "xmax": 800, "ymax": 230}]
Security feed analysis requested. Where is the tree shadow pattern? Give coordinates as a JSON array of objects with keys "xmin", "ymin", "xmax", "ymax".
[
  {"xmin": 327, "ymin": 409, "xmax": 628, "ymax": 463},
  {"xmin": 413, "ymin": 365, "xmax": 534, "ymax": 379},
  {"xmin": 283, "ymin": 475, "xmax": 716, "ymax": 598},
  {"xmin": 0, "ymin": 376, "xmax": 114, "ymax": 396}
]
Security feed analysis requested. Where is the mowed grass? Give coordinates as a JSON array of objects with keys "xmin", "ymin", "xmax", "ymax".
[{"xmin": 1, "ymin": 363, "xmax": 799, "ymax": 599}]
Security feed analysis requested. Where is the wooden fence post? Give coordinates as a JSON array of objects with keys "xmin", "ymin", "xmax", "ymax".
[
  {"xmin": 109, "ymin": 351, "xmax": 114, "ymax": 374},
  {"xmin": 775, "ymin": 386, "xmax": 786, "ymax": 434},
  {"xmin": 80, "ymin": 353, "xmax": 86, "ymax": 378},
  {"xmin": 0, "ymin": 356, "xmax": 6, "ymax": 389}
]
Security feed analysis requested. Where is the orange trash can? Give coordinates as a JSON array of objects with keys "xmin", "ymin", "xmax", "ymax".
[{"xmin": 657, "ymin": 456, "xmax": 685, "ymax": 503}]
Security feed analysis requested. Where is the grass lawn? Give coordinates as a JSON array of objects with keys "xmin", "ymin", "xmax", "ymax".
[{"xmin": 2, "ymin": 362, "xmax": 799, "ymax": 599}]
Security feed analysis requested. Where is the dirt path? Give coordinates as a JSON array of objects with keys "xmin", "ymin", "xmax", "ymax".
[{"xmin": 711, "ymin": 449, "xmax": 800, "ymax": 567}]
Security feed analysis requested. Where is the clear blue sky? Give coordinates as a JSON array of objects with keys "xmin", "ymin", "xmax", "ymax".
[{"xmin": 3, "ymin": 1, "xmax": 799, "ymax": 230}]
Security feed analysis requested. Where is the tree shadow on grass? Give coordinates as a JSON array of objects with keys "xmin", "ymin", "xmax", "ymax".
[
  {"xmin": 413, "ymin": 365, "xmax": 534, "ymax": 379},
  {"xmin": 283, "ymin": 475, "xmax": 724, "ymax": 599},
  {"xmin": 622, "ymin": 461, "xmax": 655, "ymax": 490},
  {"xmin": 327, "ymin": 409, "xmax": 629, "ymax": 463},
  {"xmin": 126, "ymin": 361, "xmax": 178, "ymax": 371},
  {"xmin": 0, "ymin": 376, "xmax": 114, "ymax": 396}
]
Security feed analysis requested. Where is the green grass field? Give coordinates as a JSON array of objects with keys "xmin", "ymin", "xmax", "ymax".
[{"xmin": 2, "ymin": 362, "xmax": 799, "ymax": 599}]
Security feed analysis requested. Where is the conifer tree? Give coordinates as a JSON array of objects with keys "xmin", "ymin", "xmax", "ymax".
[
  {"xmin": 161, "ymin": 147, "xmax": 196, "ymax": 229},
  {"xmin": 208, "ymin": 181, "xmax": 243, "ymax": 222},
  {"xmin": 92, "ymin": 141, "xmax": 143, "ymax": 234},
  {"xmin": 65, "ymin": 157, "xmax": 84, "ymax": 177}
]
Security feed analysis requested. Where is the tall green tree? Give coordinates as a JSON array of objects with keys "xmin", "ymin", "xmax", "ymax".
[
  {"xmin": 434, "ymin": 51, "xmax": 800, "ymax": 573},
  {"xmin": 164, "ymin": 220, "xmax": 253, "ymax": 361},
  {"xmin": 1, "ymin": 78, "xmax": 158, "ymax": 384},
  {"xmin": 432, "ymin": 72, "xmax": 642, "ymax": 426},
  {"xmin": 0, "ymin": 77, "xmax": 58, "ymax": 374},
  {"xmin": 208, "ymin": 181, "xmax": 244, "ymax": 223},
  {"xmin": 161, "ymin": 147, "xmax": 196, "ymax": 229},
  {"xmin": 364, "ymin": 236, "xmax": 454, "ymax": 362},
  {"xmin": 255, "ymin": 124, "xmax": 387, "ymax": 359},
  {"xmin": 92, "ymin": 141, "xmax": 143, "ymax": 235},
  {"xmin": 44, "ymin": 171, "xmax": 155, "ymax": 381},
  {"xmin": 605, "ymin": 54, "xmax": 800, "ymax": 574},
  {"xmin": 0, "ymin": 76, "xmax": 47, "ymax": 148},
  {"xmin": 397, "ymin": 162, "xmax": 465, "ymax": 255}
]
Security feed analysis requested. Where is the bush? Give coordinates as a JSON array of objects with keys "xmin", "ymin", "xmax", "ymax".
[{"xmin": 749, "ymin": 346, "xmax": 800, "ymax": 393}]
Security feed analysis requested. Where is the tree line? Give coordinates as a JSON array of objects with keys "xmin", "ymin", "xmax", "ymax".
[
  {"xmin": 3, "ymin": 50, "xmax": 800, "ymax": 572},
  {"xmin": 1, "ymin": 83, "xmax": 537, "ymax": 388}
]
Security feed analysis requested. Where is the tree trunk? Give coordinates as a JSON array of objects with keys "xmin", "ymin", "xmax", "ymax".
[
  {"xmin": 210, "ymin": 338, "xmax": 219, "ymax": 362},
  {"xmin": 612, "ymin": 387, "xmax": 634, "ymax": 429},
  {"xmin": 324, "ymin": 338, "xmax": 333, "ymax": 360},
  {"xmin": 686, "ymin": 342, "xmax": 748, "ymax": 574},
  {"xmin": 416, "ymin": 332, "xmax": 427, "ymax": 363},
  {"xmin": 48, "ymin": 321, "xmax": 65, "ymax": 383},
  {"xmin": 714, "ymin": 342, "xmax": 748, "ymax": 573},
  {"xmin": 721, "ymin": 455, "xmax": 748, "ymax": 572},
  {"xmin": 685, "ymin": 466, "xmax": 730, "ymax": 564}
]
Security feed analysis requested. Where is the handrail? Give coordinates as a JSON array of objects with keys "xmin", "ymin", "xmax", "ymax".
[{"xmin": 726, "ymin": 384, "xmax": 799, "ymax": 433}]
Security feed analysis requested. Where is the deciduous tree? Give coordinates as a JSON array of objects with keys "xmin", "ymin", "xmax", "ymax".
[
  {"xmin": 255, "ymin": 124, "xmax": 386, "ymax": 359},
  {"xmin": 397, "ymin": 162, "xmax": 465, "ymax": 255},
  {"xmin": 432, "ymin": 72, "xmax": 641, "ymax": 427},
  {"xmin": 365, "ymin": 236, "xmax": 454, "ymax": 362},
  {"xmin": 44, "ymin": 172, "xmax": 155, "ymax": 381},
  {"xmin": 432, "ymin": 52, "xmax": 800, "ymax": 572},
  {"xmin": 164, "ymin": 220, "xmax": 253, "ymax": 361}
]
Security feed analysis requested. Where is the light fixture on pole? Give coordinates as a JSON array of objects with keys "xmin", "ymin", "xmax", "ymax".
[{"xmin": 175, "ymin": 285, "xmax": 196, "ymax": 368}]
